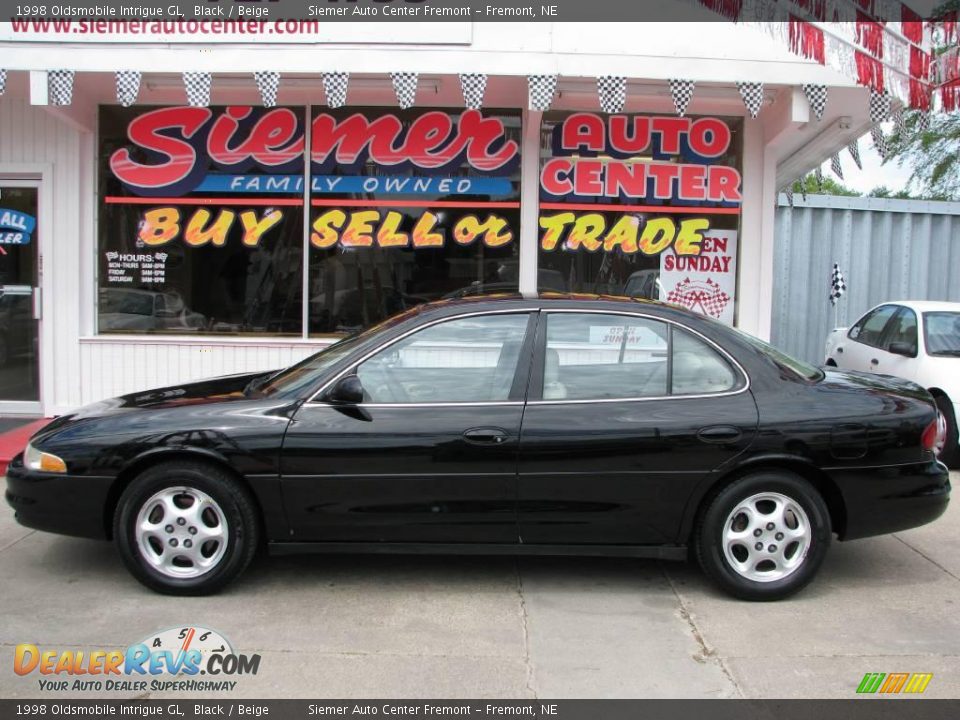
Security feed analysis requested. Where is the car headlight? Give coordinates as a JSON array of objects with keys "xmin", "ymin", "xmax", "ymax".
[{"xmin": 23, "ymin": 442, "xmax": 67, "ymax": 473}]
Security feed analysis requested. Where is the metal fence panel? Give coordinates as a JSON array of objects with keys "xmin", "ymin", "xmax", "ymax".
[{"xmin": 772, "ymin": 195, "xmax": 960, "ymax": 364}]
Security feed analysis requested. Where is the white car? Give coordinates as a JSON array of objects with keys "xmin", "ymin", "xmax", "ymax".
[{"xmin": 825, "ymin": 300, "xmax": 960, "ymax": 468}]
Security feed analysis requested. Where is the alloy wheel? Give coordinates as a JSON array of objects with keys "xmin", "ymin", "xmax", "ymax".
[{"xmin": 721, "ymin": 492, "xmax": 811, "ymax": 583}]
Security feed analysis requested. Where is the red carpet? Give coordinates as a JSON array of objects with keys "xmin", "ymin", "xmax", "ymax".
[{"xmin": 0, "ymin": 419, "xmax": 54, "ymax": 476}]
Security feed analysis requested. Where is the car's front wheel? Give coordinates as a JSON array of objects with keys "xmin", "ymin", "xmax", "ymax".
[
  {"xmin": 114, "ymin": 461, "xmax": 259, "ymax": 595},
  {"xmin": 695, "ymin": 472, "xmax": 831, "ymax": 601}
]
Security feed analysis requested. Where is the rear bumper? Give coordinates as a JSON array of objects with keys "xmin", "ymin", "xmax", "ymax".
[
  {"xmin": 836, "ymin": 459, "xmax": 951, "ymax": 541},
  {"xmin": 5, "ymin": 455, "xmax": 113, "ymax": 540}
]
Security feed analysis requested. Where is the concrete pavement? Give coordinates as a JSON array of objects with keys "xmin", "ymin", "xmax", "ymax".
[{"xmin": 1, "ymin": 472, "xmax": 957, "ymax": 699}]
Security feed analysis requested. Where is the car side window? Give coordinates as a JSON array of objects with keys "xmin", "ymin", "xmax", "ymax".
[
  {"xmin": 884, "ymin": 308, "xmax": 918, "ymax": 353},
  {"xmin": 671, "ymin": 327, "xmax": 739, "ymax": 395},
  {"xmin": 356, "ymin": 313, "xmax": 530, "ymax": 404},
  {"xmin": 543, "ymin": 314, "xmax": 670, "ymax": 400},
  {"xmin": 848, "ymin": 305, "xmax": 898, "ymax": 347}
]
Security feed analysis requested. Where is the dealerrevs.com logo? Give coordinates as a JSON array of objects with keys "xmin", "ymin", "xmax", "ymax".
[{"xmin": 14, "ymin": 626, "xmax": 261, "ymax": 693}]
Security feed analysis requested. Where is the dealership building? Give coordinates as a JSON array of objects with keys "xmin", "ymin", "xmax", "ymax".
[{"xmin": 0, "ymin": 18, "xmax": 931, "ymax": 416}]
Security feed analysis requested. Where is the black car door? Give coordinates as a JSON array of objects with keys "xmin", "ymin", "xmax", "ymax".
[
  {"xmin": 279, "ymin": 310, "xmax": 536, "ymax": 544},
  {"xmin": 517, "ymin": 310, "xmax": 758, "ymax": 546}
]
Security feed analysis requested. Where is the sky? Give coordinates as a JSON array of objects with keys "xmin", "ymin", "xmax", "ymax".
[{"xmin": 818, "ymin": 122, "xmax": 915, "ymax": 196}]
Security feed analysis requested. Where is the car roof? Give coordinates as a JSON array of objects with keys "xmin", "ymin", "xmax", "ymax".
[
  {"xmin": 880, "ymin": 300, "xmax": 960, "ymax": 313},
  {"xmin": 411, "ymin": 291, "xmax": 685, "ymax": 316}
]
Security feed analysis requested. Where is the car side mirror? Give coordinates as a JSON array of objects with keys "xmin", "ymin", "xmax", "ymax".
[
  {"xmin": 327, "ymin": 375, "xmax": 365, "ymax": 405},
  {"xmin": 888, "ymin": 341, "xmax": 916, "ymax": 357}
]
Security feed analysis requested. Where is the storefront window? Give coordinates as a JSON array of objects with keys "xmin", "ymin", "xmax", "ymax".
[
  {"xmin": 307, "ymin": 107, "xmax": 521, "ymax": 336},
  {"xmin": 537, "ymin": 112, "xmax": 743, "ymax": 325},
  {"xmin": 98, "ymin": 106, "xmax": 306, "ymax": 335},
  {"xmin": 97, "ymin": 105, "xmax": 521, "ymax": 337}
]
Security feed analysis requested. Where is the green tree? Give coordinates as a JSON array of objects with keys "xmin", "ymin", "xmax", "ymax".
[{"xmin": 792, "ymin": 173, "xmax": 861, "ymax": 197}]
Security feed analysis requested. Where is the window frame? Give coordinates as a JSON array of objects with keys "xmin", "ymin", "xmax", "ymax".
[
  {"xmin": 527, "ymin": 309, "xmax": 749, "ymax": 405},
  {"xmin": 306, "ymin": 309, "xmax": 538, "ymax": 408}
]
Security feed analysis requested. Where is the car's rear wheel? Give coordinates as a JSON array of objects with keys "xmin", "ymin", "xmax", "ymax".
[
  {"xmin": 695, "ymin": 472, "xmax": 831, "ymax": 601},
  {"xmin": 114, "ymin": 461, "xmax": 259, "ymax": 595},
  {"xmin": 933, "ymin": 394, "xmax": 960, "ymax": 469}
]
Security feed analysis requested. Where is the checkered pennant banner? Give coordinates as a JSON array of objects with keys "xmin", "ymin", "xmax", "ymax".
[
  {"xmin": 527, "ymin": 74, "xmax": 557, "ymax": 112},
  {"xmin": 830, "ymin": 263, "xmax": 847, "ymax": 306},
  {"xmin": 183, "ymin": 72, "xmax": 211, "ymax": 107},
  {"xmin": 783, "ymin": 186, "xmax": 794, "ymax": 206},
  {"xmin": 814, "ymin": 166, "xmax": 824, "ymax": 191},
  {"xmin": 871, "ymin": 125, "xmax": 888, "ymax": 160},
  {"xmin": 847, "ymin": 139, "xmax": 862, "ymax": 170},
  {"xmin": 48, "ymin": 70, "xmax": 75, "ymax": 106},
  {"xmin": 917, "ymin": 111, "xmax": 930, "ymax": 133},
  {"xmin": 254, "ymin": 72, "xmax": 280, "ymax": 108},
  {"xmin": 115, "ymin": 71, "xmax": 141, "ymax": 107},
  {"xmin": 869, "ymin": 90, "xmax": 890, "ymax": 125},
  {"xmin": 830, "ymin": 153, "xmax": 843, "ymax": 180},
  {"xmin": 323, "ymin": 72, "xmax": 349, "ymax": 109},
  {"xmin": 668, "ymin": 79, "xmax": 695, "ymax": 117},
  {"xmin": 0, "ymin": 70, "xmax": 6, "ymax": 96},
  {"xmin": 391, "ymin": 72, "xmax": 418, "ymax": 109},
  {"xmin": 892, "ymin": 108, "xmax": 906, "ymax": 137},
  {"xmin": 737, "ymin": 81, "xmax": 764, "ymax": 119},
  {"xmin": 459, "ymin": 73, "xmax": 487, "ymax": 110},
  {"xmin": 802, "ymin": 84, "xmax": 828, "ymax": 121},
  {"xmin": 597, "ymin": 76, "xmax": 626, "ymax": 114}
]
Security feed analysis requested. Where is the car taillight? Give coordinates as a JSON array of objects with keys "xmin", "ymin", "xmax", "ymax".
[{"xmin": 921, "ymin": 414, "xmax": 947, "ymax": 453}]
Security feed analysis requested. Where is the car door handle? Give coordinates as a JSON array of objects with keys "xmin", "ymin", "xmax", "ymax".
[
  {"xmin": 463, "ymin": 427, "xmax": 510, "ymax": 445},
  {"xmin": 697, "ymin": 426, "xmax": 742, "ymax": 444}
]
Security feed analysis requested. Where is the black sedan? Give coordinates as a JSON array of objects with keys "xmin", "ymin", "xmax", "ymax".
[{"xmin": 5, "ymin": 295, "xmax": 951, "ymax": 600}]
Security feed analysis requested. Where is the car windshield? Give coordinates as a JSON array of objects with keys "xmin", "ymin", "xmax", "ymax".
[
  {"xmin": 729, "ymin": 326, "xmax": 823, "ymax": 381},
  {"xmin": 924, "ymin": 311, "xmax": 960, "ymax": 356},
  {"xmin": 254, "ymin": 308, "xmax": 418, "ymax": 398}
]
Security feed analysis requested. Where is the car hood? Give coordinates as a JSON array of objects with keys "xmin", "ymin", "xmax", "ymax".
[{"xmin": 37, "ymin": 370, "xmax": 276, "ymax": 435}]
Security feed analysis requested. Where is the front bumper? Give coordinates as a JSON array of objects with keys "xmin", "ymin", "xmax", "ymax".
[
  {"xmin": 5, "ymin": 455, "xmax": 114, "ymax": 540},
  {"xmin": 837, "ymin": 459, "xmax": 951, "ymax": 541}
]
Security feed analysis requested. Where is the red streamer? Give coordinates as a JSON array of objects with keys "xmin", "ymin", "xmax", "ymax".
[
  {"xmin": 789, "ymin": 18, "xmax": 826, "ymax": 64},
  {"xmin": 855, "ymin": 12, "xmax": 885, "ymax": 58},
  {"xmin": 855, "ymin": 51, "xmax": 885, "ymax": 93},
  {"xmin": 911, "ymin": 79, "xmax": 932, "ymax": 111}
]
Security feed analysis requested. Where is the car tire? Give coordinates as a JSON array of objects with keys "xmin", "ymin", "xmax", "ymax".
[
  {"xmin": 934, "ymin": 395, "xmax": 960, "ymax": 469},
  {"xmin": 113, "ymin": 460, "xmax": 259, "ymax": 595},
  {"xmin": 695, "ymin": 472, "xmax": 831, "ymax": 601}
]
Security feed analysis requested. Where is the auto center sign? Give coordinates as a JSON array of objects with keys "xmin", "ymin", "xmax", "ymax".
[{"xmin": 538, "ymin": 113, "xmax": 740, "ymax": 257}]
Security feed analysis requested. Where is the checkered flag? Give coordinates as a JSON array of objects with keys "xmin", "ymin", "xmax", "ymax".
[
  {"xmin": 323, "ymin": 72, "xmax": 349, "ymax": 108},
  {"xmin": 830, "ymin": 263, "xmax": 846, "ymax": 306},
  {"xmin": 737, "ymin": 81, "xmax": 764, "ymax": 118},
  {"xmin": 460, "ymin": 73, "xmax": 487, "ymax": 110},
  {"xmin": 391, "ymin": 72, "xmax": 418, "ymax": 109},
  {"xmin": 917, "ymin": 111, "xmax": 930, "ymax": 132},
  {"xmin": 183, "ymin": 72, "xmax": 211, "ymax": 107},
  {"xmin": 0, "ymin": 69, "xmax": 7, "ymax": 96},
  {"xmin": 783, "ymin": 186, "xmax": 794, "ymax": 206},
  {"xmin": 871, "ymin": 125, "xmax": 888, "ymax": 160},
  {"xmin": 802, "ymin": 83, "xmax": 828, "ymax": 121},
  {"xmin": 115, "ymin": 70, "xmax": 141, "ymax": 107},
  {"xmin": 814, "ymin": 166, "xmax": 824, "ymax": 191},
  {"xmin": 668, "ymin": 79, "xmax": 695, "ymax": 117},
  {"xmin": 254, "ymin": 71, "xmax": 280, "ymax": 108},
  {"xmin": 48, "ymin": 70, "xmax": 75, "ymax": 106},
  {"xmin": 869, "ymin": 90, "xmax": 890, "ymax": 124},
  {"xmin": 527, "ymin": 74, "xmax": 557, "ymax": 112},
  {"xmin": 830, "ymin": 153, "xmax": 843, "ymax": 180},
  {"xmin": 847, "ymin": 138, "xmax": 862, "ymax": 170},
  {"xmin": 597, "ymin": 76, "xmax": 626, "ymax": 113}
]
